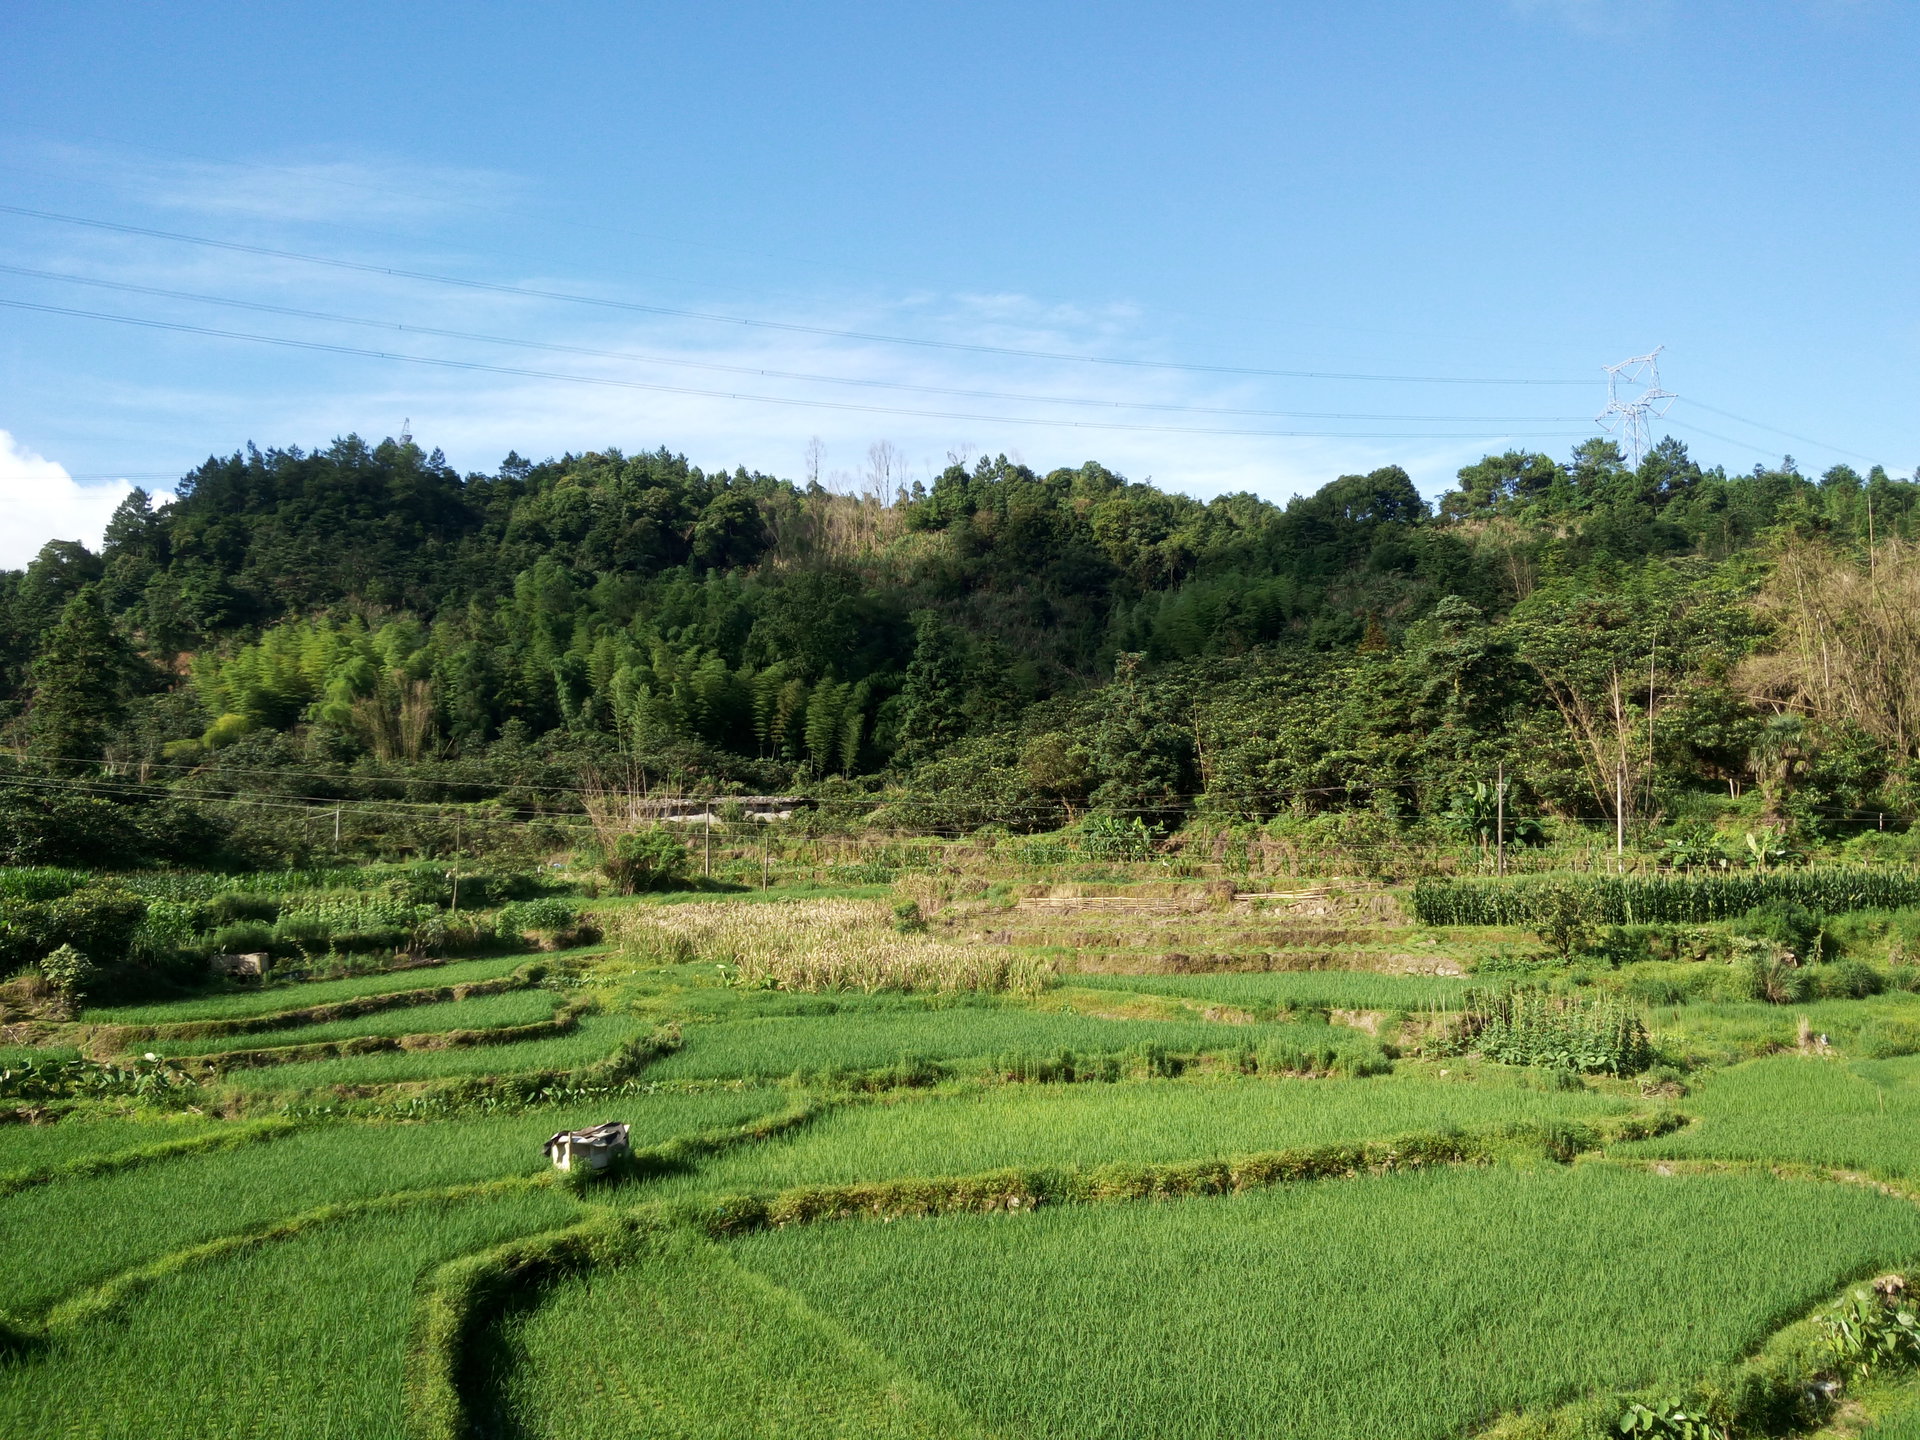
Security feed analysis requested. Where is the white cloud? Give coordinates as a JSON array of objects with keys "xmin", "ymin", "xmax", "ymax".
[
  {"xmin": 19, "ymin": 138, "xmax": 524, "ymax": 229},
  {"xmin": 0, "ymin": 431, "xmax": 170, "ymax": 570}
]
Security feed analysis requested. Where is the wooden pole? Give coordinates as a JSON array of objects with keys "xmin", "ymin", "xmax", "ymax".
[
  {"xmin": 704, "ymin": 799, "xmax": 713, "ymax": 877},
  {"xmin": 1495, "ymin": 762, "xmax": 1505, "ymax": 877},
  {"xmin": 1615, "ymin": 764, "xmax": 1626, "ymax": 864}
]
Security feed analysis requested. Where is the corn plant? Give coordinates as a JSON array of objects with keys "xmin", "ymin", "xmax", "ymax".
[{"xmin": 1414, "ymin": 870, "xmax": 1920, "ymax": 928}]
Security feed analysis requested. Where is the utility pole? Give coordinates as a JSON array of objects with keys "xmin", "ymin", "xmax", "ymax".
[
  {"xmin": 1615, "ymin": 764, "xmax": 1626, "ymax": 864},
  {"xmin": 334, "ymin": 804, "xmax": 343, "ymax": 848},
  {"xmin": 703, "ymin": 799, "xmax": 713, "ymax": 878},
  {"xmin": 1495, "ymin": 762, "xmax": 1506, "ymax": 877},
  {"xmin": 762, "ymin": 824, "xmax": 771, "ymax": 890}
]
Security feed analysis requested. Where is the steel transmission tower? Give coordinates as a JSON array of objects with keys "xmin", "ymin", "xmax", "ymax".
[{"xmin": 1597, "ymin": 347, "xmax": 1676, "ymax": 466}]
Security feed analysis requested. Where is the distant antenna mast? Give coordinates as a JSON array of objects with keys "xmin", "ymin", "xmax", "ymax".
[
  {"xmin": 1597, "ymin": 348, "xmax": 1675, "ymax": 466},
  {"xmin": 400, "ymin": 417, "xmax": 413, "ymax": 445}
]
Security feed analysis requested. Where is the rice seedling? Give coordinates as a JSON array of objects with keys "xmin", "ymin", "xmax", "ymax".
[
  {"xmin": 1067, "ymin": 970, "xmax": 1474, "ymax": 1012},
  {"xmin": 642, "ymin": 1008, "xmax": 1377, "ymax": 1082},
  {"xmin": 1652, "ymin": 992, "xmax": 1920, "ymax": 1063},
  {"xmin": 491, "ymin": 1229, "xmax": 972, "ymax": 1440},
  {"xmin": 0, "ymin": 1115, "xmax": 227, "ymax": 1175},
  {"xmin": 80, "ymin": 952, "xmax": 540, "ymax": 1025},
  {"xmin": 152, "ymin": 989, "xmax": 564, "ymax": 1056},
  {"xmin": 214, "ymin": 1012, "xmax": 649, "ymax": 1093},
  {"xmin": 730, "ymin": 1166, "xmax": 1920, "ymax": 1440},
  {"xmin": 1614, "ymin": 1053, "xmax": 1920, "ymax": 1179},
  {"xmin": 0, "ymin": 1088, "xmax": 783, "ymax": 1315},
  {"xmin": 0, "ymin": 1189, "xmax": 580, "ymax": 1440},
  {"xmin": 610, "ymin": 898, "xmax": 1048, "ymax": 993},
  {"xmin": 644, "ymin": 1075, "xmax": 1629, "ymax": 1199}
]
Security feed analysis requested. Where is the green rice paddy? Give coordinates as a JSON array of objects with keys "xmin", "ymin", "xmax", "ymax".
[
  {"xmin": 154, "ymin": 987, "xmax": 564, "ymax": 1055},
  {"xmin": 214, "ymin": 1011, "xmax": 648, "ymax": 1091},
  {"xmin": 1066, "ymin": 969, "xmax": 1475, "ymax": 1011},
  {"xmin": 0, "ymin": 1114, "xmax": 228, "ymax": 1175},
  {"xmin": 1614, "ymin": 1053, "xmax": 1920, "ymax": 1178},
  {"xmin": 0, "ymin": 1188, "xmax": 580, "ymax": 1440},
  {"xmin": 645, "ymin": 1074, "xmax": 1628, "ymax": 1198},
  {"xmin": 645, "ymin": 1008, "xmax": 1375, "ymax": 1081},
  {"xmin": 727, "ymin": 1165, "xmax": 1920, "ymax": 1440},
  {"xmin": 19, "ymin": 882, "xmax": 1920, "ymax": 1437},
  {"xmin": 0, "ymin": 1089, "xmax": 783, "ymax": 1314},
  {"xmin": 80, "ymin": 951, "xmax": 544, "ymax": 1024},
  {"xmin": 493, "ymin": 1230, "xmax": 974, "ymax": 1440}
]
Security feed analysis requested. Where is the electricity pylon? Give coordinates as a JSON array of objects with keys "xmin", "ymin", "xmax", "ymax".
[{"xmin": 1598, "ymin": 348, "xmax": 1676, "ymax": 466}]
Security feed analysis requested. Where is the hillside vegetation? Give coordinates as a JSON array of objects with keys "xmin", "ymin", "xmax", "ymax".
[{"xmin": 4, "ymin": 432, "xmax": 1920, "ymax": 877}]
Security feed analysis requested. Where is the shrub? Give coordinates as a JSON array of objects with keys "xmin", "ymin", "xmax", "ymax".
[
  {"xmin": 0, "ymin": 884, "xmax": 146, "ymax": 977},
  {"xmin": 209, "ymin": 921, "xmax": 276, "ymax": 956},
  {"xmin": 1531, "ymin": 882, "xmax": 1601, "ymax": 959},
  {"xmin": 604, "ymin": 829, "xmax": 692, "ymax": 894},
  {"xmin": 1813, "ymin": 959, "xmax": 1884, "ymax": 1000},
  {"xmin": 1739, "ymin": 953, "xmax": 1811, "ymax": 1005},
  {"xmin": 130, "ymin": 899, "xmax": 204, "ymax": 966},
  {"xmin": 205, "ymin": 891, "xmax": 281, "ymax": 925},
  {"xmin": 496, "ymin": 898, "xmax": 589, "ymax": 948},
  {"xmin": 39, "ymin": 943, "xmax": 97, "ymax": 1001},
  {"xmin": 1735, "ymin": 901, "xmax": 1823, "ymax": 963},
  {"xmin": 0, "ymin": 868, "xmax": 88, "ymax": 902},
  {"xmin": 1464, "ymin": 990, "xmax": 1653, "ymax": 1074},
  {"xmin": 1077, "ymin": 813, "xmax": 1154, "ymax": 861}
]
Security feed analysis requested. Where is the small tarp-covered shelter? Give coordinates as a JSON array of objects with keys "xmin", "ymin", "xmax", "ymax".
[{"xmin": 543, "ymin": 1121, "xmax": 631, "ymax": 1172}]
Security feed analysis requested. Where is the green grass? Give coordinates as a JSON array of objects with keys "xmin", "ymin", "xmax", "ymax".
[
  {"xmin": 152, "ymin": 988, "xmax": 565, "ymax": 1056},
  {"xmin": 647, "ymin": 1075, "xmax": 1629, "ymax": 1198},
  {"xmin": 215, "ymin": 1011, "xmax": 648, "ymax": 1092},
  {"xmin": 1613, "ymin": 1053, "xmax": 1920, "ymax": 1179},
  {"xmin": 80, "ymin": 951, "xmax": 545, "ymax": 1025},
  {"xmin": 731, "ymin": 1165, "xmax": 1920, "ymax": 1440},
  {"xmin": 1066, "ymin": 970, "xmax": 1475, "ymax": 1012},
  {"xmin": 645, "ymin": 1008, "xmax": 1376, "ymax": 1081},
  {"xmin": 0, "ymin": 1188, "xmax": 581, "ymax": 1440},
  {"xmin": 1650, "ymin": 992, "xmax": 1920, "ymax": 1062},
  {"xmin": 0, "ymin": 1115, "xmax": 227, "ymax": 1174},
  {"xmin": 0, "ymin": 1089, "xmax": 783, "ymax": 1315},
  {"xmin": 492, "ymin": 1229, "xmax": 975, "ymax": 1440}
]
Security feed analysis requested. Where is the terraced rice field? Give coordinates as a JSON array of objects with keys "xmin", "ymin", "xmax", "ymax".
[
  {"xmin": 1615, "ymin": 1053, "xmax": 1920, "ymax": 1178},
  {"xmin": 643, "ymin": 1074, "xmax": 1629, "ymax": 1198},
  {"xmin": 0, "ymin": 1188, "xmax": 582, "ymax": 1440},
  {"xmin": 511, "ymin": 1166, "xmax": 1920, "ymax": 1440},
  {"xmin": 645, "ymin": 1007, "xmax": 1378, "ymax": 1081},
  {"xmin": 14, "ymin": 884, "xmax": 1920, "ymax": 1438},
  {"xmin": 153, "ymin": 987, "xmax": 564, "ymax": 1055},
  {"xmin": 79, "ymin": 951, "xmax": 546, "ymax": 1024},
  {"xmin": 213, "ymin": 1011, "xmax": 651, "ymax": 1091}
]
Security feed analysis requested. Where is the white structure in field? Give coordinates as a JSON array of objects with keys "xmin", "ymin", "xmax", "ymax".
[{"xmin": 543, "ymin": 1121, "xmax": 631, "ymax": 1172}]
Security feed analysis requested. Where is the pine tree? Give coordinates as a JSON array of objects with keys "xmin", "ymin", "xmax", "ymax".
[
  {"xmin": 893, "ymin": 611, "xmax": 970, "ymax": 766},
  {"xmin": 28, "ymin": 586, "xmax": 128, "ymax": 771}
]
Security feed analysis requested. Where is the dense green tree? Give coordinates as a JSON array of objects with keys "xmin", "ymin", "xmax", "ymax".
[{"xmin": 27, "ymin": 586, "xmax": 132, "ymax": 771}]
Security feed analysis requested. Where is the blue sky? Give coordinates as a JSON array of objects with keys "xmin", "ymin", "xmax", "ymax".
[{"xmin": 0, "ymin": 0, "xmax": 1914, "ymax": 566}]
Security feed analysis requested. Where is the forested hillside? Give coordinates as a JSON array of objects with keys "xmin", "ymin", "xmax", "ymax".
[{"xmin": 3, "ymin": 431, "xmax": 1918, "ymax": 866}]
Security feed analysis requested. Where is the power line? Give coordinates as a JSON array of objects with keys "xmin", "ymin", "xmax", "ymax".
[
  {"xmin": 0, "ymin": 298, "xmax": 1593, "ymax": 444},
  {"xmin": 0, "ymin": 265, "xmax": 1596, "ymax": 426},
  {"xmin": 1673, "ymin": 398, "xmax": 1890, "ymax": 468},
  {"xmin": 0, "ymin": 204, "xmax": 1596, "ymax": 387}
]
